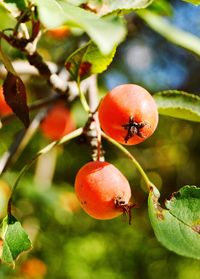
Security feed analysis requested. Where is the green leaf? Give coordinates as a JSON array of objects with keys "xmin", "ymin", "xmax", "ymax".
[
  {"xmin": 148, "ymin": 185, "xmax": 200, "ymax": 259},
  {"xmin": 66, "ymin": 41, "xmax": 116, "ymax": 81},
  {"xmin": 137, "ymin": 10, "xmax": 200, "ymax": 57},
  {"xmin": 153, "ymin": 90, "xmax": 200, "ymax": 122},
  {"xmin": 33, "ymin": 0, "xmax": 65, "ymax": 28},
  {"xmin": 165, "ymin": 186, "xmax": 200, "ymax": 228},
  {"xmin": 67, "ymin": 0, "xmax": 85, "ymax": 5},
  {"xmin": 149, "ymin": 0, "xmax": 173, "ymax": 16},
  {"xmin": 88, "ymin": 0, "xmax": 154, "ymax": 15},
  {"xmin": 0, "ymin": 214, "xmax": 32, "ymax": 267},
  {"xmin": 183, "ymin": 0, "xmax": 200, "ymax": 5},
  {"xmin": 33, "ymin": 0, "xmax": 126, "ymax": 55},
  {"xmin": 58, "ymin": 1, "xmax": 125, "ymax": 55},
  {"xmin": 4, "ymin": 0, "xmax": 28, "ymax": 11},
  {"xmin": 0, "ymin": 4, "xmax": 16, "ymax": 31}
]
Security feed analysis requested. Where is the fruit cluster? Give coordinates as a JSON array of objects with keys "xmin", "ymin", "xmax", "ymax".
[
  {"xmin": 0, "ymin": 84, "xmax": 158, "ymax": 222},
  {"xmin": 75, "ymin": 84, "xmax": 158, "ymax": 221}
]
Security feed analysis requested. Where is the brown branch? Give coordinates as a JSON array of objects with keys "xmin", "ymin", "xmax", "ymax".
[
  {"xmin": 84, "ymin": 75, "xmax": 105, "ymax": 162},
  {"xmin": 0, "ymin": 60, "xmax": 58, "ymax": 79},
  {"xmin": 0, "ymin": 30, "xmax": 69, "ymax": 95},
  {"xmin": 27, "ymin": 51, "xmax": 51, "ymax": 77}
]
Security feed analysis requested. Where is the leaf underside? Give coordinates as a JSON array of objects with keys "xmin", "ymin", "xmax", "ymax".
[{"xmin": 153, "ymin": 90, "xmax": 200, "ymax": 122}]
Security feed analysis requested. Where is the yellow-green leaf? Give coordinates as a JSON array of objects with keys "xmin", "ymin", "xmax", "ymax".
[
  {"xmin": 66, "ymin": 41, "xmax": 116, "ymax": 81},
  {"xmin": 154, "ymin": 90, "xmax": 200, "ymax": 122}
]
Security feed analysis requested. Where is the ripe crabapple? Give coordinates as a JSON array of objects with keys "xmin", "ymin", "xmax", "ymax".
[
  {"xmin": 98, "ymin": 84, "xmax": 159, "ymax": 145},
  {"xmin": 47, "ymin": 26, "xmax": 70, "ymax": 39},
  {"xmin": 0, "ymin": 87, "xmax": 12, "ymax": 116},
  {"xmin": 40, "ymin": 103, "xmax": 76, "ymax": 141},
  {"xmin": 20, "ymin": 258, "xmax": 47, "ymax": 279},
  {"xmin": 75, "ymin": 161, "xmax": 133, "ymax": 220}
]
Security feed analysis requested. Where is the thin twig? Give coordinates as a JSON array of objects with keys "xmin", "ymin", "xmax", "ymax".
[
  {"xmin": 101, "ymin": 131, "xmax": 155, "ymax": 191},
  {"xmin": 0, "ymin": 94, "xmax": 61, "ymax": 125},
  {"xmin": 0, "ymin": 28, "xmax": 69, "ymax": 95},
  {"xmin": 0, "ymin": 60, "xmax": 58, "ymax": 79},
  {"xmin": 77, "ymin": 82, "xmax": 90, "ymax": 113},
  {"xmin": 0, "ymin": 110, "xmax": 47, "ymax": 175},
  {"xmin": 0, "ymin": 130, "xmax": 25, "ymax": 175},
  {"xmin": 88, "ymin": 75, "xmax": 99, "ymax": 112},
  {"xmin": 7, "ymin": 127, "xmax": 83, "ymax": 214}
]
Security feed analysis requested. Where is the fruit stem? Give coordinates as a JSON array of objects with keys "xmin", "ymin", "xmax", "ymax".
[
  {"xmin": 77, "ymin": 82, "xmax": 90, "ymax": 113},
  {"xmin": 83, "ymin": 114, "xmax": 104, "ymax": 162},
  {"xmin": 7, "ymin": 127, "xmax": 83, "ymax": 214},
  {"xmin": 94, "ymin": 114, "xmax": 102, "ymax": 162},
  {"xmin": 101, "ymin": 131, "xmax": 155, "ymax": 191}
]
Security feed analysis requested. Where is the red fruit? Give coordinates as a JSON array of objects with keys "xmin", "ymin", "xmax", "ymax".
[
  {"xmin": 75, "ymin": 161, "xmax": 132, "ymax": 220},
  {"xmin": 98, "ymin": 84, "xmax": 159, "ymax": 145},
  {"xmin": 46, "ymin": 26, "xmax": 70, "ymax": 40},
  {"xmin": 20, "ymin": 258, "xmax": 47, "ymax": 279},
  {"xmin": 0, "ymin": 87, "xmax": 12, "ymax": 116},
  {"xmin": 40, "ymin": 103, "xmax": 76, "ymax": 140}
]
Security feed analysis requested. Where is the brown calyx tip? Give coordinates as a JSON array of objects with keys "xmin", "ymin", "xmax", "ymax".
[
  {"xmin": 192, "ymin": 224, "xmax": 200, "ymax": 234},
  {"xmin": 114, "ymin": 196, "xmax": 136, "ymax": 225},
  {"xmin": 122, "ymin": 116, "xmax": 150, "ymax": 143}
]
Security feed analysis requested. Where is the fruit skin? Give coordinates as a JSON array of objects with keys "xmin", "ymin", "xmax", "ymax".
[
  {"xmin": 75, "ymin": 161, "xmax": 132, "ymax": 220},
  {"xmin": 47, "ymin": 26, "xmax": 70, "ymax": 39},
  {"xmin": 40, "ymin": 103, "xmax": 76, "ymax": 141},
  {"xmin": 0, "ymin": 87, "xmax": 12, "ymax": 116},
  {"xmin": 98, "ymin": 84, "xmax": 159, "ymax": 145},
  {"xmin": 20, "ymin": 258, "xmax": 47, "ymax": 279}
]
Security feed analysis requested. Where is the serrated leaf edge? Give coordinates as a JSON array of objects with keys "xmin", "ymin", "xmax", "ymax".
[
  {"xmin": 150, "ymin": 186, "xmax": 200, "ymax": 235},
  {"xmin": 154, "ymin": 90, "xmax": 200, "ymax": 101},
  {"xmin": 99, "ymin": 0, "xmax": 154, "ymax": 16}
]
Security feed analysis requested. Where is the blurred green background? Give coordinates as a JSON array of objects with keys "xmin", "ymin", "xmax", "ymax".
[{"xmin": 0, "ymin": 0, "xmax": 200, "ymax": 278}]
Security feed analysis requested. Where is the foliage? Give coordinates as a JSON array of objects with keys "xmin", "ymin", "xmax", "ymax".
[
  {"xmin": 149, "ymin": 186, "xmax": 200, "ymax": 259},
  {"xmin": 0, "ymin": 214, "xmax": 31, "ymax": 267},
  {"xmin": 66, "ymin": 41, "xmax": 117, "ymax": 81},
  {"xmin": 154, "ymin": 90, "xmax": 200, "ymax": 122},
  {"xmin": 0, "ymin": 0, "xmax": 200, "ymax": 278}
]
